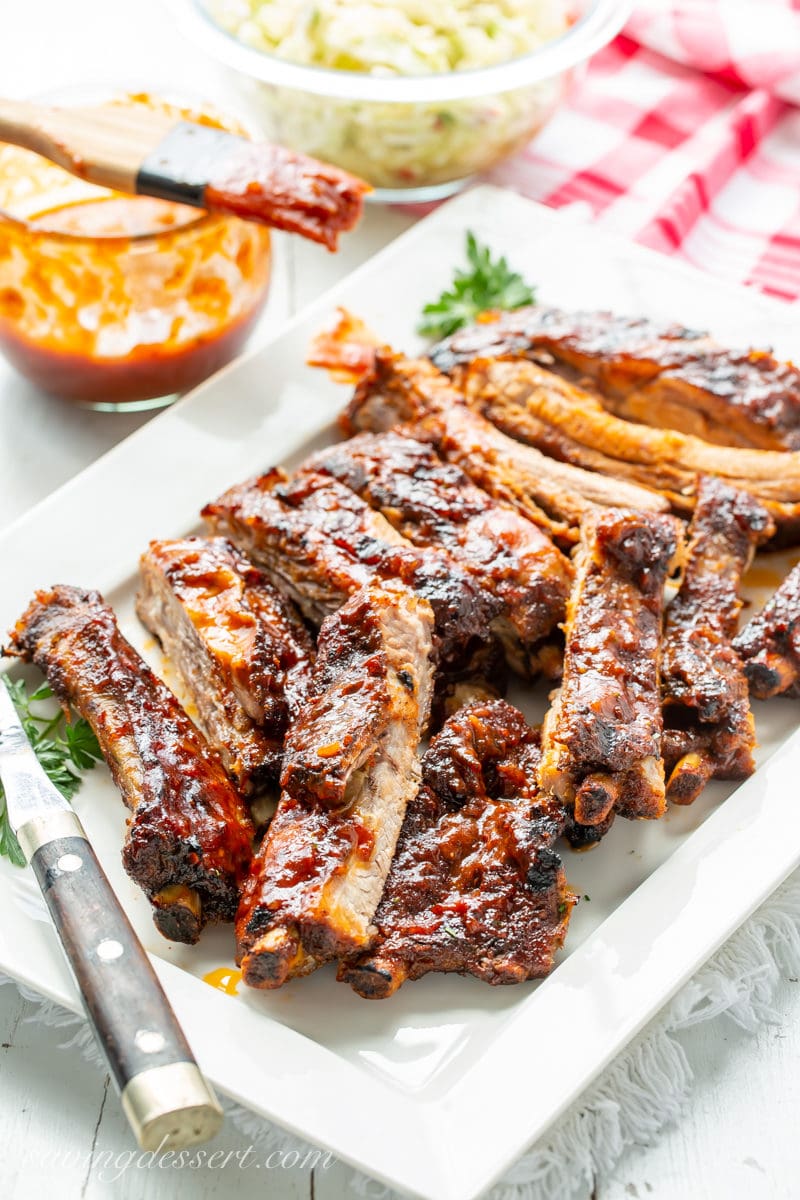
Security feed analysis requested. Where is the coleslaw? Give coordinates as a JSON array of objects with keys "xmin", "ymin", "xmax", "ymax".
[
  {"xmin": 207, "ymin": 0, "xmax": 571, "ymax": 193},
  {"xmin": 209, "ymin": 1, "xmax": 569, "ymax": 75}
]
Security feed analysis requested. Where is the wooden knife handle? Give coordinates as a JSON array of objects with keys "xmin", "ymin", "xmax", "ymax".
[{"xmin": 27, "ymin": 822, "xmax": 222, "ymax": 1150}]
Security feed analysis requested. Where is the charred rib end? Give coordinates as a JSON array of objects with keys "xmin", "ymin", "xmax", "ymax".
[
  {"xmin": 338, "ymin": 957, "xmax": 405, "ymax": 1000},
  {"xmin": 743, "ymin": 656, "xmax": 796, "ymax": 701},
  {"xmin": 563, "ymin": 809, "xmax": 616, "ymax": 850},
  {"xmin": 574, "ymin": 772, "xmax": 619, "ymax": 826},
  {"xmin": 240, "ymin": 925, "xmax": 307, "ymax": 989},
  {"xmin": 666, "ymin": 752, "xmax": 714, "ymax": 806},
  {"xmin": 151, "ymin": 884, "xmax": 203, "ymax": 944}
]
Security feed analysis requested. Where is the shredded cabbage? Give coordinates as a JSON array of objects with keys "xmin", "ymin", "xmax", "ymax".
[{"xmin": 210, "ymin": 0, "xmax": 568, "ymax": 75}]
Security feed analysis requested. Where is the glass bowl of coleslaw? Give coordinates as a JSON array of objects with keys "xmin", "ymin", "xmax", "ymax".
[{"xmin": 168, "ymin": 0, "xmax": 631, "ymax": 202}]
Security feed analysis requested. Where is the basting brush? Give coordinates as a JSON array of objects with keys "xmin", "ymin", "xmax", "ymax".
[{"xmin": 0, "ymin": 96, "xmax": 369, "ymax": 249}]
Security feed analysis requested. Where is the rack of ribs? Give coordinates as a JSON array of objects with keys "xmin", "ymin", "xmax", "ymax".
[
  {"xmin": 136, "ymin": 537, "xmax": 313, "ymax": 794},
  {"xmin": 429, "ymin": 305, "xmax": 800, "ymax": 451},
  {"xmin": 202, "ymin": 467, "xmax": 501, "ymax": 684},
  {"xmin": 7, "ymin": 586, "xmax": 254, "ymax": 943},
  {"xmin": 459, "ymin": 357, "xmax": 800, "ymax": 541},
  {"xmin": 539, "ymin": 510, "xmax": 682, "ymax": 844},
  {"xmin": 236, "ymin": 580, "xmax": 435, "ymax": 988},
  {"xmin": 734, "ymin": 563, "xmax": 800, "ymax": 698},
  {"xmin": 340, "ymin": 346, "xmax": 670, "ymax": 547},
  {"xmin": 340, "ymin": 699, "xmax": 571, "ymax": 999},
  {"xmin": 661, "ymin": 478, "xmax": 773, "ymax": 804},
  {"xmin": 303, "ymin": 429, "xmax": 573, "ymax": 678}
]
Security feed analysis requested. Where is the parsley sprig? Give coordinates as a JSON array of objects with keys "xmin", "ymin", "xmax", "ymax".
[
  {"xmin": 418, "ymin": 231, "xmax": 536, "ymax": 340},
  {"xmin": 1, "ymin": 679, "xmax": 102, "ymax": 867}
]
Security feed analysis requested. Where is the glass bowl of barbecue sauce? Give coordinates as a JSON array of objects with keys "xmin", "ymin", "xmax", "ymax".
[{"xmin": 0, "ymin": 94, "xmax": 272, "ymax": 410}]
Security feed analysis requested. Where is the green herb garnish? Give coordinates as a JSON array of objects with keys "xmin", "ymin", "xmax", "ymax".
[
  {"xmin": 418, "ymin": 231, "xmax": 536, "ymax": 340},
  {"xmin": 0, "ymin": 679, "xmax": 102, "ymax": 867}
]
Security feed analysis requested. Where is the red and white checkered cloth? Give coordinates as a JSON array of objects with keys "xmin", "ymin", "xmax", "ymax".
[{"xmin": 489, "ymin": 0, "xmax": 800, "ymax": 303}]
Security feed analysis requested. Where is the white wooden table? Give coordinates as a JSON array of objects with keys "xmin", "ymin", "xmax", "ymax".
[{"xmin": 2, "ymin": 4, "xmax": 800, "ymax": 1198}]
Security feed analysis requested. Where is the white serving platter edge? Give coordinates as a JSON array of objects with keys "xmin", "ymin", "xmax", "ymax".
[{"xmin": 0, "ymin": 185, "xmax": 799, "ymax": 1200}]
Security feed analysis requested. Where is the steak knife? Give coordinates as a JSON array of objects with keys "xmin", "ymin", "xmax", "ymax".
[{"xmin": 0, "ymin": 679, "xmax": 223, "ymax": 1150}]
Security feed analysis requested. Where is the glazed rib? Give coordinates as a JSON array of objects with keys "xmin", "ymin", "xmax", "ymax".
[
  {"xmin": 460, "ymin": 358, "xmax": 800, "ymax": 539},
  {"xmin": 205, "ymin": 143, "xmax": 370, "ymax": 251},
  {"xmin": 661, "ymin": 478, "xmax": 772, "ymax": 803},
  {"xmin": 202, "ymin": 467, "xmax": 501, "ymax": 676},
  {"xmin": 429, "ymin": 305, "xmax": 800, "ymax": 451},
  {"xmin": 734, "ymin": 562, "xmax": 800, "ymax": 698},
  {"xmin": 340, "ymin": 699, "xmax": 571, "ymax": 999},
  {"xmin": 304, "ymin": 429, "xmax": 573, "ymax": 677},
  {"xmin": 539, "ymin": 511, "xmax": 681, "ymax": 842},
  {"xmin": 341, "ymin": 347, "xmax": 670, "ymax": 546},
  {"xmin": 136, "ymin": 537, "xmax": 313, "ymax": 793},
  {"xmin": 236, "ymin": 581, "xmax": 434, "ymax": 988},
  {"xmin": 8, "ymin": 586, "xmax": 254, "ymax": 943}
]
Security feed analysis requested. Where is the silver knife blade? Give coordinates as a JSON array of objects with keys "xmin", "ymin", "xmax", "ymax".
[{"xmin": 0, "ymin": 678, "xmax": 71, "ymax": 836}]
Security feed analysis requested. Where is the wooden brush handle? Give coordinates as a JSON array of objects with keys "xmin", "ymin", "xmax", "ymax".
[{"xmin": 0, "ymin": 96, "xmax": 176, "ymax": 194}]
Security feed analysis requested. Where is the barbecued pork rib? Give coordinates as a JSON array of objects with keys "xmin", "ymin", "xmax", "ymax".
[
  {"xmin": 340, "ymin": 347, "xmax": 670, "ymax": 546},
  {"xmin": 430, "ymin": 306, "xmax": 800, "ymax": 451},
  {"xmin": 539, "ymin": 510, "xmax": 681, "ymax": 841},
  {"xmin": 202, "ymin": 468, "xmax": 501, "ymax": 678},
  {"xmin": 460, "ymin": 357, "xmax": 800, "ymax": 540},
  {"xmin": 661, "ymin": 478, "xmax": 773, "ymax": 804},
  {"xmin": 734, "ymin": 563, "xmax": 800, "ymax": 698},
  {"xmin": 137, "ymin": 537, "xmax": 313, "ymax": 794},
  {"xmin": 7, "ymin": 586, "xmax": 254, "ymax": 943},
  {"xmin": 236, "ymin": 581, "xmax": 435, "ymax": 988},
  {"xmin": 303, "ymin": 429, "xmax": 573, "ymax": 677},
  {"xmin": 340, "ymin": 699, "xmax": 571, "ymax": 999}
]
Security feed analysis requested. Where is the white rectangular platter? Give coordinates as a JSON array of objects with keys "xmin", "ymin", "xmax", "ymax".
[{"xmin": 1, "ymin": 185, "xmax": 799, "ymax": 1200}]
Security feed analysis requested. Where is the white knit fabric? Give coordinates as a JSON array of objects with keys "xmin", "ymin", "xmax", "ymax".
[{"xmin": 4, "ymin": 866, "xmax": 800, "ymax": 1200}]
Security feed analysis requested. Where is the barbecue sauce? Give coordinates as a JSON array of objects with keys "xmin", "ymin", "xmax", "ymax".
[
  {"xmin": 203, "ymin": 967, "xmax": 243, "ymax": 995},
  {"xmin": 204, "ymin": 142, "xmax": 370, "ymax": 251},
  {"xmin": 0, "ymin": 99, "xmax": 272, "ymax": 406}
]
